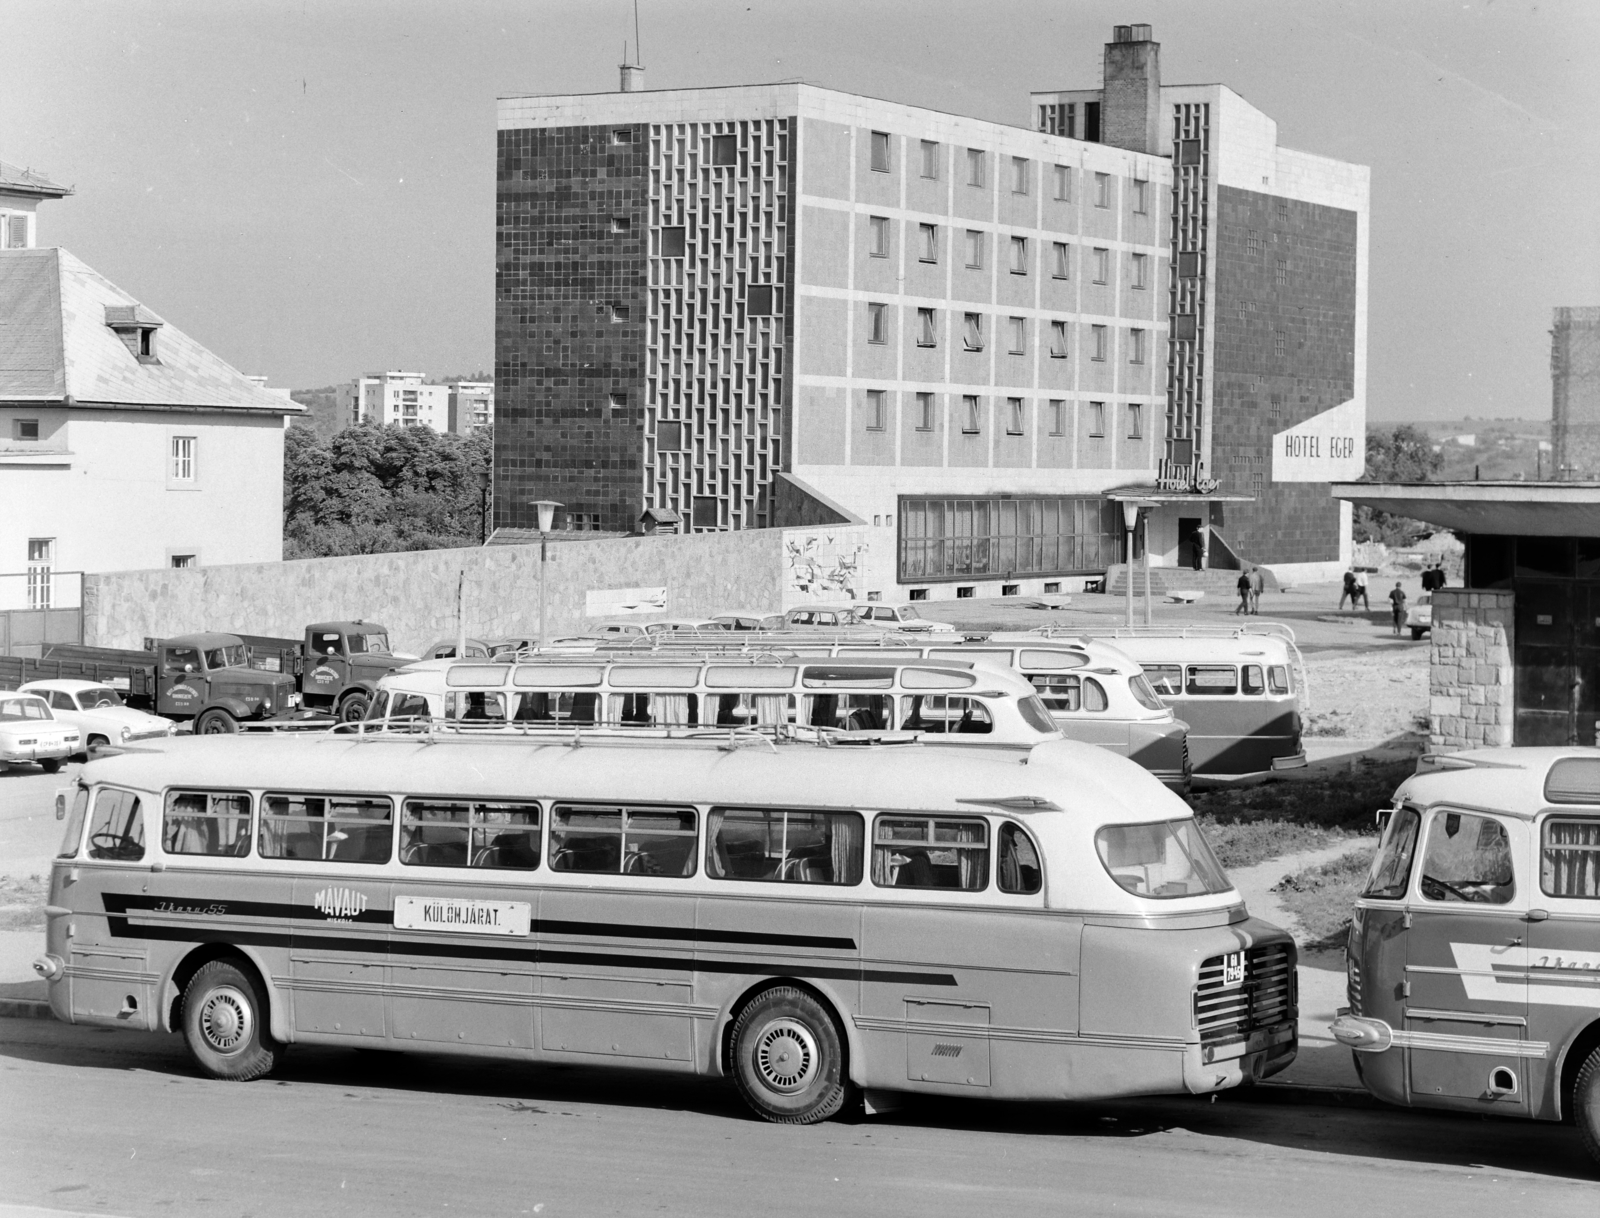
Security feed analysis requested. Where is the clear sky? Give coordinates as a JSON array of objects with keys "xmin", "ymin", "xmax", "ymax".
[{"xmin": 5, "ymin": 0, "xmax": 1597, "ymax": 420}]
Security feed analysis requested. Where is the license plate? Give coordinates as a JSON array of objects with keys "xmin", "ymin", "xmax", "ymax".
[{"xmin": 1222, "ymin": 952, "xmax": 1246, "ymax": 987}]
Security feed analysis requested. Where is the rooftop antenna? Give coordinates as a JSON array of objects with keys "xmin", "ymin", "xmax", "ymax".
[{"xmin": 619, "ymin": 0, "xmax": 645, "ymax": 91}]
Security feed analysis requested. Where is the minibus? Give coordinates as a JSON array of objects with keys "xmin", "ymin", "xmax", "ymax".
[
  {"xmin": 38, "ymin": 731, "xmax": 1296, "ymax": 1123},
  {"xmin": 1013, "ymin": 626, "xmax": 1306, "ymax": 778},
  {"xmin": 1332, "ymin": 748, "xmax": 1600, "ymax": 1168}
]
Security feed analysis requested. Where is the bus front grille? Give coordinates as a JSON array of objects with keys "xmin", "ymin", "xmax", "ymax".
[{"xmin": 1195, "ymin": 942, "xmax": 1296, "ymax": 1052}]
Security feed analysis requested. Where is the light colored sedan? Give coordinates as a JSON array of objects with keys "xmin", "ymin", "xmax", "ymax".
[
  {"xmin": 851, "ymin": 603, "xmax": 956, "ymax": 632},
  {"xmin": 0, "ymin": 692, "xmax": 79, "ymax": 773},
  {"xmin": 20, "ymin": 680, "xmax": 174, "ymax": 755},
  {"xmin": 1409, "ymin": 593, "xmax": 1433, "ymax": 641}
]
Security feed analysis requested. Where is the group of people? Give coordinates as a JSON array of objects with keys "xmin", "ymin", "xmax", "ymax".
[
  {"xmin": 1233, "ymin": 566, "xmax": 1266, "ymax": 615},
  {"xmin": 1420, "ymin": 561, "xmax": 1450, "ymax": 593},
  {"xmin": 1341, "ymin": 561, "xmax": 1450, "ymax": 636},
  {"xmin": 1339, "ymin": 568, "xmax": 1370, "ymax": 611}
]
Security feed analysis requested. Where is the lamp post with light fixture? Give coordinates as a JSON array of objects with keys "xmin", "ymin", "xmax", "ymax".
[
  {"xmin": 533, "ymin": 499, "xmax": 562, "ymax": 645},
  {"xmin": 1121, "ymin": 499, "xmax": 1157, "ymax": 627}
]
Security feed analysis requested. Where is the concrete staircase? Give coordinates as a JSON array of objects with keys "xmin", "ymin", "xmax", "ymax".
[{"xmin": 1103, "ymin": 564, "xmax": 1279, "ymax": 598}]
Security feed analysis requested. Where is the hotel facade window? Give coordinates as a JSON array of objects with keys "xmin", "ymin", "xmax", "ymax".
[
  {"xmin": 916, "ymin": 391, "xmax": 934, "ymax": 431},
  {"xmin": 1132, "ymin": 179, "xmax": 1148, "ymax": 214},
  {"xmin": 1009, "ymin": 235, "xmax": 1028, "ymax": 274},
  {"xmin": 917, "ymin": 307, "xmax": 937, "ymax": 347},
  {"xmin": 1093, "ymin": 248, "xmax": 1109, "ymax": 284},
  {"xmin": 1131, "ymin": 252, "xmax": 1147, "ymax": 289},
  {"xmin": 1007, "ymin": 397, "xmax": 1025, "ymax": 435},
  {"xmin": 897, "ymin": 496, "xmax": 1121, "ymax": 583},
  {"xmin": 964, "ymin": 230, "xmax": 984, "ymax": 268},
  {"xmin": 1048, "ymin": 399, "xmax": 1065, "ymax": 435},
  {"xmin": 869, "ymin": 215, "xmax": 890, "ymax": 257},
  {"xmin": 963, "ymin": 313, "xmax": 985, "ymax": 351},
  {"xmin": 867, "ymin": 302, "xmax": 887, "ymax": 344},
  {"xmin": 1129, "ymin": 328, "xmax": 1145, "ymax": 364},
  {"xmin": 1094, "ymin": 172, "xmax": 1110, "ymax": 208},
  {"xmin": 1091, "ymin": 325, "xmax": 1107, "ymax": 360},
  {"xmin": 1011, "ymin": 157, "xmax": 1029, "ymax": 194},
  {"xmin": 1052, "ymin": 241, "xmax": 1070, "ymax": 279},
  {"xmin": 865, "ymin": 389, "xmax": 886, "ymax": 430},
  {"xmin": 870, "ymin": 130, "xmax": 891, "ymax": 172},
  {"xmin": 1049, "ymin": 320, "xmax": 1069, "ymax": 358},
  {"xmin": 1053, "ymin": 164, "xmax": 1071, "ymax": 201},
  {"xmin": 1127, "ymin": 402, "xmax": 1143, "ymax": 439},
  {"xmin": 962, "ymin": 395, "xmax": 981, "ymax": 433},
  {"xmin": 966, "ymin": 148, "xmax": 985, "ymax": 187},
  {"xmin": 920, "ymin": 140, "xmax": 940, "ymax": 179},
  {"xmin": 1089, "ymin": 401, "xmax": 1106, "ymax": 436},
  {"xmin": 919, "ymin": 223, "xmax": 938, "ymax": 262},
  {"xmin": 1008, "ymin": 317, "xmax": 1026, "ymax": 354}
]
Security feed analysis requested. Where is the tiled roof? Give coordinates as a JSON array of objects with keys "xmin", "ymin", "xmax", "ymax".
[
  {"xmin": 0, "ymin": 160, "xmax": 72, "ymax": 198},
  {"xmin": 0, "ymin": 248, "xmax": 301, "ymax": 413}
]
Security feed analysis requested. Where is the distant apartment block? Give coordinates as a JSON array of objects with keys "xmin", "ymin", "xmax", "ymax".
[
  {"xmin": 1551, "ymin": 307, "xmax": 1600, "ymax": 479},
  {"xmin": 494, "ymin": 22, "xmax": 1368, "ymax": 595},
  {"xmin": 448, "ymin": 380, "xmax": 495, "ymax": 433},
  {"xmin": 337, "ymin": 371, "xmax": 448, "ymax": 430}
]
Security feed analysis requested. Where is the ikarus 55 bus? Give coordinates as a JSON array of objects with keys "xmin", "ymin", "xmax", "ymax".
[{"xmin": 38, "ymin": 731, "xmax": 1296, "ymax": 1123}]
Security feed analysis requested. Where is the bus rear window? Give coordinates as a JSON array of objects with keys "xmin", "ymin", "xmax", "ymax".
[
  {"xmin": 1128, "ymin": 674, "xmax": 1166, "ymax": 711},
  {"xmin": 1095, "ymin": 819, "xmax": 1230, "ymax": 899},
  {"xmin": 1242, "ymin": 665, "xmax": 1265, "ymax": 696},
  {"xmin": 1016, "ymin": 695, "xmax": 1057, "ymax": 734},
  {"xmin": 707, "ymin": 808, "xmax": 864, "ymax": 884},
  {"xmin": 1268, "ymin": 665, "xmax": 1290, "ymax": 695},
  {"xmin": 1362, "ymin": 806, "xmax": 1420, "ymax": 899},
  {"xmin": 1187, "ymin": 666, "xmax": 1238, "ymax": 696}
]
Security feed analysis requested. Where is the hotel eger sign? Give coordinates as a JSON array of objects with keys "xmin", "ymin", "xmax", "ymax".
[{"xmin": 1271, "ymin": 399, "xmax": 1365, "ymax": 483}]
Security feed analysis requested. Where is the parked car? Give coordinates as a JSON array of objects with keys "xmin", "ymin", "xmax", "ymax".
[
  {"xmin": 851, "ymin": 603, "xmax": 955, "ymax": 632},
  {"xmin": 18, "ymin": 680, "xmax": 175, "ymax": 756},
  {"xmin": 643, "ymin": 618, "xmax": 729, "ymax": 635},
  {"xmin": 419, "ymin": 638, "xmax": 498, "ymax": 661},
  {"xmin": 1409, "ymin": 594, "xmax": 1433, "ymax": 640},
  {"xmin": 782, "ymin": 606, "xmax": 864, "ymax": 628},
  {"xmin": 711, "ymin": 610, "xmax": 786, "ymax": 631},
  {"xmin": 0, "ymin": 692, "xmax": 79, "ymax": 774}
]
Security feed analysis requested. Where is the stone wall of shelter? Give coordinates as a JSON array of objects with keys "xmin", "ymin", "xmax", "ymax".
[
  {"xmin": 82, "ymin": 525, "xmax": 870, "ymax": 654},
  {"xmin": 1428, "ymin": 588, "xmax": 1514, "ymax": 751}
]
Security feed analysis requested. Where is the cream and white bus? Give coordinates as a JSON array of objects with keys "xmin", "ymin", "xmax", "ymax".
[
  {"xmin": 364, "ymin": 655, "xmax": 1063, "ymax": 747},
  {"xmin": 38, "ymin": 732, "xmax": 1296, "ymax": 1123},
  {"xmin": 597, "ymin": 634, "xmax": 1191, "ymax": 792}
]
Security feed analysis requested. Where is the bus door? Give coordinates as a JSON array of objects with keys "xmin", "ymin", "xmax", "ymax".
[
  {"xmin": 1527, "ymin": 811, "xmax": 1600, "ymax": 1120},
  {"xmin": 859, "ymin": 815, "xmax": 1077, "ymax": 1092},
  {"xmin": 538, "ymin": 801, "xmax": 699, "ymax": 1063},
  {"xmin": 1351, "ymin": 805, "xmax": 1419, "ymax": 1102},
  {"xmin": 1404, "ymin": 807, "xmax": 1530, "ymax": 1111},
  {"xmin": 258, "ymin": 793, "xmax": 395, "ymax": 1041}
]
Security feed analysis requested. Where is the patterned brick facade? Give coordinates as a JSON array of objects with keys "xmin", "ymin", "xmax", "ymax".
[
  {"xmin": 496, "ymin": 124, "xmax": 648, "ymax": 533},
  {"xmin": 1211, "ymin": 186, "xmax": 1358, "ymax": 564}
]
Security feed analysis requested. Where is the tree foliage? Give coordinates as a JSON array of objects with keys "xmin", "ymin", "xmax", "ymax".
[
  {"xmin": 1353, "ymin": 424, "xmax": 1445, "ymax": 546},
  {"xmin": 283, "ymin": 423, "xmax": 493, "ymax": 558}
]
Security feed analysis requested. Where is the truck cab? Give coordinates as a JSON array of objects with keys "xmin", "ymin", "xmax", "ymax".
[
  {"xmin": 157, "ymin": 633, "xmax": 300, "ymax": 733},
  {"xmin": 299, "ymin": 621, "xmax": 408, "ymax": 722}
]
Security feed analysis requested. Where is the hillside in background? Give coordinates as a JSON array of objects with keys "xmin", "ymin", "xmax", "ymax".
[{"xmin": 1388, "ymin": 418, "xmax": 1552, "ymax": 481}]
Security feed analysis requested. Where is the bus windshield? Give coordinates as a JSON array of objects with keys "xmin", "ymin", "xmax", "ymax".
[{"xmin": 1095, "ymin": 819, "xmax": 1231, "ymax": 898}]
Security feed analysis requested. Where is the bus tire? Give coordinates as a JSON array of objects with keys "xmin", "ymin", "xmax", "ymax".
[
  {"xmin": 182, "ymin": 959, "xmax": 280, "ymax": 1082},
  {"xmin": 195, "ymin": 709, "xmax": 238, "ymax": 735},
  {"xmin": 730, "ymin": 986, "xmax": 848, "ymax": 1125},
  {"xmin": 1576, "ymin": 1044, "xmax": 1600, "ymax": 1169},
  {"xmin": 338, "ymin": 691, "xmax": 369, "ymax": 723}
]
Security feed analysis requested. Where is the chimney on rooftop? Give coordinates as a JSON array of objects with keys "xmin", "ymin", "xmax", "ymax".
[
  {"xmin": 1102, "ymin": 23, "xmax": 1161, "ymax": 154},
  {"xmin": 619, "ymin": 61, "xmax": 645, "ymax": 92}
]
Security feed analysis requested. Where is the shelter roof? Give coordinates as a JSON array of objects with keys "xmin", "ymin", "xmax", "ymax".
[{"xmin": 1332, "ymin": 481, "xmax": 1600, "ymax": 537}]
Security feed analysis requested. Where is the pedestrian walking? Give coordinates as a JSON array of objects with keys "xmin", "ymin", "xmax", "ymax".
[
  {"xmin": 1235, "ymin": 570, "xmax": 1252, "ymax": 615},
  {"xmin": 1340, "ymin": 568, "xmax": 1357, "ymax": 611},
  {"xmin": 1355, "ymin": 567, "xmax": 1370, "ymax": 609},
  {"xmin": 1389, "ymin": 581, "xmax": 1407, "ymax": 636},
  {"xmin": 1248, "ymin": 565, "xmax": 1265, "ymax": 615}
]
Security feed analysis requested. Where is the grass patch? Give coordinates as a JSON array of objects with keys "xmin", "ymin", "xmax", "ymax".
[
  {"xmin": 0, "ymin": 874, "xmax": 48, "ymax": 932},
  {"xmin": 1273, "ymin": 847, "xmax": 1378, "ymax": 947},
  {"xmin": 1190, "ymin": 757, "xmax": 1412, "ymax": 870}
]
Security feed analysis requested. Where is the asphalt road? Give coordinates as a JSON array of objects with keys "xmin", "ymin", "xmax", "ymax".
[{"xmin": 0, "ymin": 1017, "xmax": 1593, "ymax": 1218}]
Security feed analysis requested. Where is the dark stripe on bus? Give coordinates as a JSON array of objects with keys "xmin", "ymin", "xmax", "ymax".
[{"xmin": 100, "ymin": 895, "xmax": 858, "ymax": 952}]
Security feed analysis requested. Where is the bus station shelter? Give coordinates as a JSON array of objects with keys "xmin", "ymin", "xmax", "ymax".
[{"xmin": 1332, "ymin": 481, "xmax": 1600, "ymax": 748}]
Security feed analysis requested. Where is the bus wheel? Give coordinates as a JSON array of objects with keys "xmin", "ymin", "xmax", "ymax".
[
  {"xmin": 1576, "ymin": 1044, "xmax": 1600, "ymax": 1169},
  {"xmin": 730, "ymin": 986, "xmax": 848, "ymax": 1124},
  {"xmin": 338, "ymin": 692, "xmax": 369, "ymax": 723},
  {"xmin": 182, "ymin": 960, "xmax": 280, "ymax": 1081},
  {"xmin": 195, "ymin": 709, "xmax": 238, "ymax": 735}
]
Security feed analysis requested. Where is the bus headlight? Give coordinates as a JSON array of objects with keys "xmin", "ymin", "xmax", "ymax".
[{"xmin": 32, "ymin": 954, "xmax": 64, "ymax": 981}]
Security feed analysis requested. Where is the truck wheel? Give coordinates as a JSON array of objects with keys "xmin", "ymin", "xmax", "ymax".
[
  {"xmin": 337, "ymin": 692, "xmax": 369, "ymax": 723},
  {"xmin": 195, "ymin": 709, "xmax": 238, "ymax": 735},
  {"xmin": 1410, "ymin": 627, "xmax": 1424, "ymax": 641},
  {"xmin": 730, "ymin": 986, "xmax": 849, "ymax": 1124},
  {"xmin": 1576, "ymin": 1044, "xmax": 1600, "ymax": 1169},
  {"xmin": 39, "ymin": 759, "xmax": 62, "ymax": 774},
  {"xmin": 182, "ymin": 959, "xmax": 280, "ymax": 1081}
]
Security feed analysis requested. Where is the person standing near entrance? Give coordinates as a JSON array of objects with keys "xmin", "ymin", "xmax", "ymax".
[
  {"xmin": 1248, "ymin": 565, "xmax": 1265, "ymax": 615},
  {"xmin": 1355, "ymin": 567, "xmax": 1370, "ymax": 610},
  {"xmin": 1389, "ymin": 582, "xmax": 1407, "ymax": 635},
  {"xmin": 1236, "ymin": 570, "xmax": 1252, "ymax": 615}
]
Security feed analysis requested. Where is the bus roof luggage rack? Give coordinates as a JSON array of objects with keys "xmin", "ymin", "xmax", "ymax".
[{"xmin": 341, "ymin": 716, "xmax": 930, "ymax": 751}]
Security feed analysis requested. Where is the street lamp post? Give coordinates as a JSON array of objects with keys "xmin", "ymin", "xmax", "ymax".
[
  {"xmin": 533, "ymin": 499, "xmax": 562, "ymax": 646},
  {"xmin": 1121, "ymin": 501, "xmax": 1140, "ymax": 628}
]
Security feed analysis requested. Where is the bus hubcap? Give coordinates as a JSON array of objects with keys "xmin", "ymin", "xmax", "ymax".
[
  {"xmin": 200, "ymin": 986, "xmax": 252, "ymax": 1052},
  {"xmin": 754, "ymin": 1019, "xmax": 817, "ymax": 1093}
]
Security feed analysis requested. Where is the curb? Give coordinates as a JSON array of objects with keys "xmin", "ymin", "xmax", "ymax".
[{"xmin": 0, "ymin": 999, "xmax": 54, "ymax": 1020}]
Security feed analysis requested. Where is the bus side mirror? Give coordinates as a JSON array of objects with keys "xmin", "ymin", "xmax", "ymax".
[{"xmin": 1374, "ymin": 808, "xmax": 1393, "ymax": 832}]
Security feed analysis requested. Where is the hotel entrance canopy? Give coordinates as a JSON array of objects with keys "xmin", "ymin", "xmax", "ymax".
[{"xmin": 1331, "ymin": 481, "xmax": 1600, "ymax": 537}]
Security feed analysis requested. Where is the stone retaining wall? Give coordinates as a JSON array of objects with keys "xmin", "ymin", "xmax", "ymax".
[{"xmin": 1428, "ymin": 588, "xmax": 1514, "ymax": 750}]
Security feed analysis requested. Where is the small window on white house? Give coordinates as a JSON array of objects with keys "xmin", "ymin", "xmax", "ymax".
[
  {"xmin": 1052, "ymin": 242, "xmax": 1070, "ymax": 279},
  {"xmin": 916, "ymin": 392, "xmax": 935, "ymax": 431},
  {"xmin": 1129, "ymin": 328, "xmax": 1146, "ymax": 365},
  {"xmin": 170, "ymin": 554, "xmax": 197, "ymax": 569},
  {"xmin": 170, "ymin": 436, "xmax": 196, "ymax": 482},
  {"xmin": 1094, "ymin": 172, "xmax": 1111, "ymax": 208},
  {"xmin": 1091, "ymin": 325, "xmax": 1108, "ymax": 361},
  {"xmin": 1011, "ymin": 157, "xmax": 1029, "ymax": 194},
  {"xmin": 1053, "ymin": 165, "xmax": 1071, "ymax": 201},
  {"xmin": 1093, "ymin": 248, "xmax": 1110, "ymax": 284},
  {"xmin": 1132, "ymin": 179, "xmax": 1148, "ymax": 214},
  {"xmin": 14, "ymin": 418, "xmax": 39, "ymax": 441},
  {"xmin": 965, "ymin": 230, "xmax": 984, "ymax": 269},
  {"xmin": 4, "ymin": 214, "xmax": 27, "ymax": 248},
  {"xmin": 1127, "ymin": 403, "xmax": 1144, "ymax": 439},
  {"xmin": 1131, "ymin": 252, "xmax": 1148, "ymax": 289}
]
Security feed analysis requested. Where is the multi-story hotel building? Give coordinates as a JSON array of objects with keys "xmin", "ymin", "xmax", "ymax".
[{"xmin": 495, "ymin": 23, "xmax": 1368, "ymax": 596}]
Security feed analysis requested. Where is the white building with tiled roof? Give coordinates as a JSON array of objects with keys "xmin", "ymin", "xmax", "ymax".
[
  {"xmin": 0, "ymin": 159, "xmax": 71, "ymax": 250},
  {"xmin": 0, "ymin": 244, "xmax": 302, "ymax": 602}
]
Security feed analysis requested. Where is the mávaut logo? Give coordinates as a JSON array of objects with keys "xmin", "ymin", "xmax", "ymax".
[{"xmin": 313, "ymin": 886, "xmax": 369, "ymax": 922}]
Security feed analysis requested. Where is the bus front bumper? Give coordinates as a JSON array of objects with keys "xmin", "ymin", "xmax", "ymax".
[{"xmin": 1184, "ymin": 1022, "xmax": 1298, "ymax": 1093}]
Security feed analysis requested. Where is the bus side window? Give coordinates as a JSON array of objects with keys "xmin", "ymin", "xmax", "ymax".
[
  {"xmin": 1268, "ymin": 665, "xmax": 1290, "ymax": 695},
  {"xmin": 515, "ymin": 691, "xmax": 598, "ymax": 725},
  {"xmin": 260, "ymin": 794, "xmax": 392, "ymax": 864},
  {"xmin": 807, "ymin": 693, "xmax": 890, "ymax": 731},
  {"xmin": 164, "ymin": 791, "xmax": 252, "ymax": 857},
  {"xmin": 549, "ymin": 804, "xmax": 697, "ymax": 877},
  {"xmin": 872, "ymin": 815, "xmax": 988, "ymax": 890},
  {"xmin": 1419, "ymin": 811, "xmax": 1515, "ymax": 904},
  {"xmin": 392, "ymin": 693, "xmax": 431, "ymax": 720},
  {"xmin": 710, "ymin": 693, "xmax": 791, "ymax": 728},
  {"xmin": 86, "ymin": 789, "xmax": 145, "ymax": 862},
  {"xmin": 402, "ymin": 800, "xmax": 540, "ymax": 869},
  {"xmin": 1028, "ymin": 673, "xmax": 1081, "ymax": 712},
  {"xmin": 1543, "ymin": 816, "xmax": 1600, "ymax": 897},
  {"xmin": 612, "ymin": 693, "xmax": 698, "ymax": 728},
  {"xmin": 998, "ymin": 821, "xmax": 1042, "ymax": 894},
  {"xmin": 900, "ymin": 695, "xmax": 993, "ymax": 734},
  {"xmin": 1186, "ymin": 665, "xmax": 1238, "ymax": 696},
  {"xmin": 1242, "ymin": 665, "xmax": 1265, "ymax": 696},
  {"xmin": 1142, "ymin": 665, "xmax": 1182, "ymax": 696},
  {"xmin": 706, "ymin": 807, "xmax": 864, "ymax": 884},
  {"xmin": 363, "ymin": 691, "xmax": 389, "ymax": 721},
  {"xmin": 1082, "ymin": 678, "xmax": 1108, "ymax": 712},
  {"xmin": 57, "ymin": 786, "xmax": 90, "ymax": 859},
  {"xmin": 447, "ymin": 691, "xmax": 507, "ymax": 723}
]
